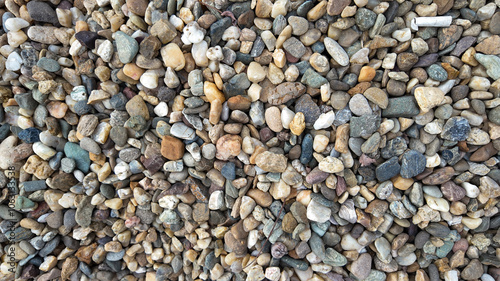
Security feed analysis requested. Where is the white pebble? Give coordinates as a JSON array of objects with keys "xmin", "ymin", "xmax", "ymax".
[
  {"xmin": 425, "ymin": 154, "xmax": 441, "ymax": 168},
  {"xmin": 181, "ymin": 21, "xmax": 205, "ymax": 44},
  {"xmin": 462, "ymin": 182, "xmax": 479, "ymax": 198},
  {"xmin": 140, "ymin": 71, "xmax": 159, "ymax": 89},
  {"xmin": 97, "ymin": 40, "xmax": 114, "ymax": 62},
  {"xmin": 4, "ymin": 18, "xmax": 29, "ymax": 32},
  {"xmin": 281, "ymin": 107, "xmax": 295, "ymax": 129},
  {"xmin": 392, "ymin": 28, "xmax": 411, "ymax": 42},
  {"xmin": 5, "ymin": 51, "xmax": 22, "ymax": 71},
  {"xmin": 69, "ymin": 40, "xmax": 83, "ymax": 56},
  {"xmin": 222, "ymin": 26, "xmax": 241, "ymax": 41},
  {"xmin": 154, "ymin": 102, "xmax": 169, "ymax": 117},
  {"xmin": 164, "ymin": 67, "xmax": 180, "ymax": 88},
  {"xmin": 206, "ymin": 46, "xmax": 224, "ymax": 61},
  {"xmin": 170, "ymin": 15, "xmax": 184, "ymax": 31},
  {"xmin": 192, "ymin": 41, "xmax": 209, "ymax": 67},
  {"xmin": 313, "ymin": 111, "xmax": 335, "ymax": 130}
]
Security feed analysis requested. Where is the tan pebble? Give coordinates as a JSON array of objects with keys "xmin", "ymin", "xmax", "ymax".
[
  {"xmin": 307, "ymin": 1, "xmax": 327, "ymax": 21},
  {"xmin": 358, "ymin": 66, "xmax": 376, "ymax": 82},
  {"xmin": 160, "ymin": 43, "xmax": 185, "ymax": 71},
  {"xmin": 123, "ymin": 63, "xmax": 144, "ymax": 80},
  {"xmin": 209, "ymin": 99, "xmax": 222, "ymax": 125},
  {"xmin": 39, "ymin": 256, "xmax": 58, "ymax": 272},
  {"xmin": 313, "ymin": 135, "xmax": 329, "ymax": 153},
  {"xmin": 289, "ymin": 112, "xmax": 306, "ymax": 135},
  {"xmin": 265, "ymin": 106, "xmax": 283, "ymax": 132},
  {"xmin": 392, "ymin": 175, "xmax": 414, "ymax": 190},
  {"xmin": 204, "ymin": 81, "xmax": 226, "ymax": 103},
  {"xmin": 105, "ymin": 198, "xmax": 123, "ymax": 209},
  {"xmin": 335, "ymin": 124, "xmax": 350, "ymax": 153},
  {"xmin": 46, "ymin": 101, "xmax": 68, "ymax": 118},
  {"xmin": 414, "ymin": 87, "xmax": 445, "ymax": 113}
]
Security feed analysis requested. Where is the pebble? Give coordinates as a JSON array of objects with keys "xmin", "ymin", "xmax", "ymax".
[{"xmin": 0, "ymin": 0, "xmax": 498, "ymax": 280}]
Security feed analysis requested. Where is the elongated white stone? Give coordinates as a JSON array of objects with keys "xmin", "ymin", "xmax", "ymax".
[{"xmin": 411, "ymin": 16, "xmax": 452, "ymax": 31}]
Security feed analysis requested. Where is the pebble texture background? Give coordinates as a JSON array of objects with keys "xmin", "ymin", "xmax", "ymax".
[{"xmin": 0, "ymin": 0, "xmax": 500, "ymax": 280}]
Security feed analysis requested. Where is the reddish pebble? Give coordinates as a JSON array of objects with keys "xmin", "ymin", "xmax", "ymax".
[{"xmin": 452, "ymin": 238, "xmax": 469, "ymax": 252}]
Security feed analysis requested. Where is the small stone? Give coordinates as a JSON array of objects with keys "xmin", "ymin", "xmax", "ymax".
[
  {"xmin": 161, "ymin": 43, "xmax": 185, "ymax": 71},
  {"xmin": 350, "ymin": 253, "xmax": 372, "ymax": 280},
  {"xmin": 161, "ymin": 136, "xmax": 184, "ymax": 160},
  {"xmin": 306, "ymin": 200, "xmax": 331, "ymax": 223},
  {"xmin": 376, "ymin": 157, "xmax": 401, "ymax": 182},
  {"xmin": 283, "ymin": 37, "xmax": 306, "ymax": 59},
  {"xmin": 295, "ymin": 94, "xmax": 321, "ymax": 126},
  {"xmin": 27, "ymin": 2, "xmax": 57, "ymax": 24},
  {"xmin": 324, "ymin": 37, "xmax": 349, "ymax": 66},
  {"xmin": 400, "ymin": 150, "xmax": 426, "ymax": 178},
  {"xmin": 414, "ymin": 87, "xmax": 445, "ymax": 113},
  {"xmin": 256, "ymin": 151, "xmax": 287, "ymax": 173},
  {"xmin": 114, "ymin": 31, "xmax": 139, "ymax": 64},
  {"xmin": 440, "ymin": 117, "xmax": 471, "ymax": 141},
  {"xmin": 318, "ymin": 157, "xmax": 344, "ymax": 173}
]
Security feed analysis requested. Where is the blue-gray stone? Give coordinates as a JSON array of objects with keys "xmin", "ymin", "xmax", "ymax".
[
  {"xmin": 333, "ymin": 107, "xmax": 351, "ymax": 126},
  {"xmin": 250, "ymin": 36, "xmax": 265, "ymax": 57},
  {"xmin": 37, "ymin": 57, "xmax": 60, "ymax": 72},
  {"xmin": 205, "ymin": 251, "xmax": 217, "ymax": 270},
  {"xmin": 39, "ymin": 236, "xmax": 60, "ymax": 257},
  {"xmin": 6, "ymin": 227, "xmax": 33, "ymax": 242},
  {"xmin": 460, "ymin": 8, "xmax": 477, "ymax": 22},
  {"xmin": 22, "ymin": 180, "xmax": 47, "ymax": 192},
  {"xmin": 281, "ymin": 256, "xmax": 309, "ymax": 270},
  {"xmin": 14, "ymin": 92, "xmax": 38, "ymax": 111},
  {"xmin": 382, "ymin": 96, "xmax": 420, "ymax": 118},
  {"xmin": 18, "ymin": 127, "xmax": 41, "ymax": 143},
  {"xmin": 342, "ymin": 73, "xmax": 358, "ymax": 87},
  {"xmin": 109, "ymin": 93, "xmax": 128, "ymax": 110},
  {"xmin": 273, "ymin": 14, "xmax": 287, "ymax": 35},
  {"xmin": 297, "ymin": 1, "xmax": 314, "ymax": 17},
  {"xmin": 106, "ymin": 250, "xmax": 125, "ymax": 261},
  {"xmin": 400, "ymin": 150, "xmax": 426, "ymax": 178},
  {"xmin": 49, "ymin": 151, "xmax": 63, "ymax": 170},
  {"xmin": 440, "ymin": 116, "xmax": 471, "ymax": 141},
  {"xmin": 2, "ymin": 12, "xmax": 15, "ymax": 32},
  {"xmin": 311, "ymin": 221, "xmax": 330, "ymax": 237},
  {"xmin": 221, "ymin": 162, "xmax": 236, "ymax": 180},
  {"xmin": 74, "ymin": 100, "xmax": 93, "ymax": 115},
  {"xmin": 427, "ymin": 64, "xmax": 448, "ymax": 81},
  {"xmin": 312, "ymin": 42, "xmax": 325, "ymax": 53},
  {"xmin": 350, "ymin": 115, "xmax": 381, "ymax": 138},
  {"xmin": 64, "ymin": 142, "xmax": 91, "ymax": 173},
  {"xmin": 301, "ymin": 68, "xmax": 328, "ymax": 88},
  {"xmin": 376, "ymin": 156, "xmax": 401, "ymax": 181},
  {"xmin": 435, "ymin": 240, "xmax": 453, "ymax": 258},
  {"xmin": 0, "ymin": 124, "xmax": 11, "ymax": 141},
  {"xmin": 356, "ymin": 8, "xmax": 377, "ymax": 31},
  {"xmin": 425, "ymin": 222, "xmax": 451, "ymax": 238},
  {"xmin": 210, "ymin": 17, "xmax": 232, "ymax": 47},
  {"xmin": 294, "ymin": 61, "xmax": 311, "ymax": 75},
  {"xmin": 475, "ymin": 53, "xmax": 500, "ymax": 80},
  {"xmin": 115, "ymin": 31, "xmax": 139, "ymax": 64},
  {"xmin": 300, "ymin": 134, "xmax": 313, "ymax": 164},
  {"xmin": 235, "ymin": 52, "xmax": 253, "ymax": 65}
]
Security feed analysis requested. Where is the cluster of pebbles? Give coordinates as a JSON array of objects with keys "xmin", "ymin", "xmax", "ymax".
[{"xmin": 1, "ymin": 0, "xmax": 500, "ymax": 279}]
